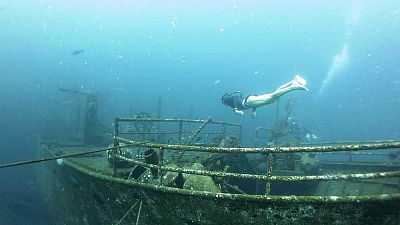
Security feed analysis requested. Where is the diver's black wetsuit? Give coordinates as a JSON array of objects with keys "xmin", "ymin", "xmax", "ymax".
[{"xmin": 221, "ymin": 92, "xmax": 250, "ymax": 110}]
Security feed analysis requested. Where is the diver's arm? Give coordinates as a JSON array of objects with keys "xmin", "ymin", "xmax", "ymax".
[
  {"xmin": 251, "ymin": 108, "xmax": 256, "ymax": 118},
  {"xmin": 234, "ymin": 108, "xmax": 244, "ymax": 116}
]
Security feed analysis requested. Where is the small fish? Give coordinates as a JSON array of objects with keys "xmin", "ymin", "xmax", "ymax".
[
  {"xmin": 213, "ymin": 79, "xmax": 220, "ymax": 84},
  {"xmin": 72, "ymin": 49, "xmax": 84, "ymax": 55}
]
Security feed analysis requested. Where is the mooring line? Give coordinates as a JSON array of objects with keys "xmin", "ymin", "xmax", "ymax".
[
  {"xmin": 114, "ymin": 199, "xmax": 140, "ymax": 225},
  {"xmin": 0, "ymin": 144, "xmax": 135, "ymax": 170},
  {"xmin": 136, "ymin": 200, "xmax": 143, "ymax": 225}
]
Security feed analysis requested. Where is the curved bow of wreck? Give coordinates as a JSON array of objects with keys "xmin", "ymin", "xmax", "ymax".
[{"xmin": 37, "ymin": 116, "xmax": 400, "ymax": 225}]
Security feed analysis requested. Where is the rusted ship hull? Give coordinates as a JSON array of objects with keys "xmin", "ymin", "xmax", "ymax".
[{"xmin": 39, "ymin": 152, "xmax": 400, "ymax": 225}]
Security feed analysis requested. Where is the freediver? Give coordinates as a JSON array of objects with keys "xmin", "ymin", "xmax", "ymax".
[{"xmin": 221, "ymin": 75, "xmax": 309, "ymax": 118}]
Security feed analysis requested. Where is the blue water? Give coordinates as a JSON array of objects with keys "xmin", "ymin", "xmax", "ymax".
[{"xmin": 0, "ymin": 1, "xmax": 399, "ymax": 224}]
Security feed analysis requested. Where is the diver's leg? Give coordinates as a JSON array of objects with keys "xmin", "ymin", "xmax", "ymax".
[
  {"xmin": 276, "ymin": 75, "xmax": 308, "ymax": 91},
  {"xmin": 245, "ymin": 93, "xmax": 274, "ymax": 108},
  {"xmin": 245, "ymin": 75, "xmax": 308, "ymax": 108},
  {"xmin": 291, "ymin": 75, "xmax": 309, "ymax": 91},
  {"xmin": 276, "ymin": 80, "xmax": 293, "ymax": 90}
]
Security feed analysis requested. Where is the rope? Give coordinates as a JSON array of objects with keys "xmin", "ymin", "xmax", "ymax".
[
  {"xmin": 0, "ymin": 144, "xmax": 134, "ymax": 170},
  {"xmin": 135, "ymin": 200, "xmax": 143, "ymax": 225},
  {"xmin": 114, "ymin": 199, "xmax": 140, "ymax": 225}
]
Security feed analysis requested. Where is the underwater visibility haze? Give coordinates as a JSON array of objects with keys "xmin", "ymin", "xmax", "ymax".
[{"xmin": 0, "ymin": 0, "xmax": 399, "ymax": 224}]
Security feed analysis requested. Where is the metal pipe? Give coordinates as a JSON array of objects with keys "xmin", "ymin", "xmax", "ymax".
[
  {"xmin": 176, "ymin": 117, "xmax": 212, "ymax": 161},
  {"xmin": 116, "ymin": 118, "xmax": 241, "ymax": 127},
  {"xmin": 186, "ymin": 117, "xmax": 212, "ymax": 145},
  {"xmin": 116, "ymin": 137, "xmax": 400, "ymax": 154},
  {"xmin": 322, "ymin": 152, "xmax": 399, "ymax": 156},
  {"xmin": 114, "ymin": 155, "xmax": 400, "ymax": 182}
]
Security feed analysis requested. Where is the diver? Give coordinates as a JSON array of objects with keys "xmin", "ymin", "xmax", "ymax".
[{"xmin": 221, "ymin": 75, "xmax": 309, "ymax": 118}]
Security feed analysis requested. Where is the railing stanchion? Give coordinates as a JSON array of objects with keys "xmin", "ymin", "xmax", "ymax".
[
  {"xmin": 265, "ymin": 151, "xmax": 273, "ymax": 195},
  {"xmin": 178, "ymin": 121, "xmax": 183, "ymax": 143},
  {"xmin": 159, "ymin": 147, "xmax": 164, "ymax": 186},
  {"xmin": 113, "ymin": 118, "xmax": 120, "ymax": 174}
]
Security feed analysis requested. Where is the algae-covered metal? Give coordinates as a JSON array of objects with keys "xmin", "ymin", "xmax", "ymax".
[{"xmin": 38, "ymin": 117, "xmax": 400, "ymax": 225}]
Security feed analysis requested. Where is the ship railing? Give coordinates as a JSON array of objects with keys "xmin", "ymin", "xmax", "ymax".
[
  {"xmin": 113, "ymin": 117, "xmax": 242, "ymax": 144},
  {"xmin": 112, "ymin": 131, "xmax": 400, "ymax": 195},
  {"xmin": 255, "ymin": 126, "xmax": 400, "ymax": 162},
  {"xmin": 111, "ymin": 117, "xmax": 242, "ymax": 171}
]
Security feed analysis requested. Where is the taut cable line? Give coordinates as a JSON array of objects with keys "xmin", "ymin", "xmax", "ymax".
[{"xmin": 0, "ymin": 144, "xmax": 135, "ymax": 170}]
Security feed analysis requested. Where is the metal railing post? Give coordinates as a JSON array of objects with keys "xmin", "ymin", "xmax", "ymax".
[
  {"xmin": 113, "ymin": 118, "xmax": 120, "ymax": 174},
  {"xmin": 265, "ymin": 151, "xmax": 273, "ymax": 195},
  {"xmin": 159, "ymin": 147, "xmax": 164, "ymax": 186},
  {"xmin": 178, "ymin": 121, "xmax": 183, "ymax": 143}
]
